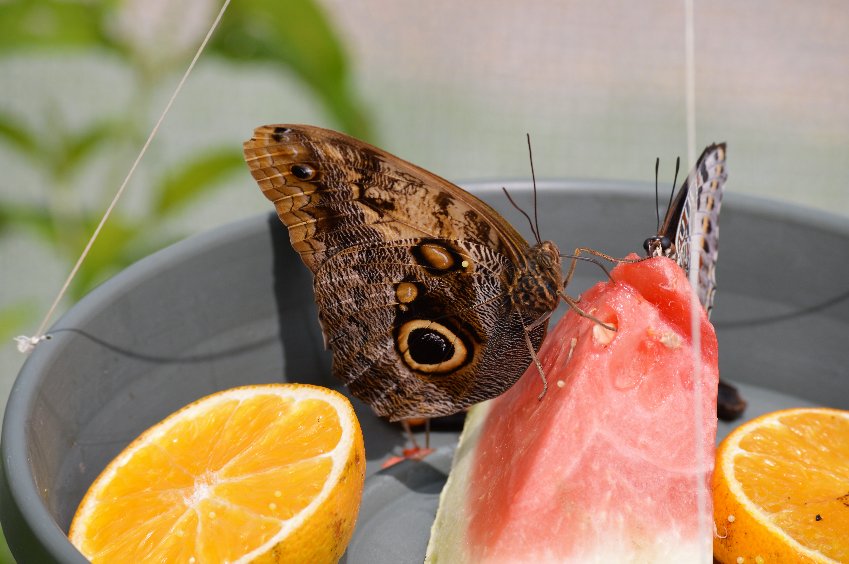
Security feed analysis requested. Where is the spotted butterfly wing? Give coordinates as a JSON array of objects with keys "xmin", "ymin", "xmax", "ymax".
[
  {"xmin": 644, "ymin": 144, "xmax": 743, "ymax": 419},
  {"xmin": 645, "ymin": 143, "xmax": 726, "ymax": 316},
  {"xmin": 243, "ymin": 125, "xmax": 563, "ymax": 421}
]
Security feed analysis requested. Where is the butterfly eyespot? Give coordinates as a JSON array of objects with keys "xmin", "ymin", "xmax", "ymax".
[
  {"xmin": 395, "ymin": 282, "xmax": 419, "ymax": 304},
  {"xmin": 271, "ymin": 126, "xmax": 292, "ymax": 141},
  {"xmin": 290, "ymin": 164, "xmax": 316, "ymax": 180},
  {"xmin": 417, "ymin": 243, "xmax": 454, "ymax": 270},
  {"xmin": 396, "ymin": 319, "xmax": 469, "ymax": 374},
  {"xmin": 411, "ymin": 240, "xmax": 470, "ymax": 273}
]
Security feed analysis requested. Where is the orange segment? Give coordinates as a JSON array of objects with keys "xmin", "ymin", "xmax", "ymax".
[
  {"xmin": 713, "ymin": 407, "xmax": 849, "ymax": 563},
  {"xmin": 69, "ymin": 384, "xmax": 365, "ymax": 563}
]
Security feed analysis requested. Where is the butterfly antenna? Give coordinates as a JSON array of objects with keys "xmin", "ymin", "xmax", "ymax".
[
  {"xmin": 654, "ymin": 157, "xmax": 661, "ymax": 231},
  {"xmin": 667, "ymin": 156, "xmax": 681, "ymax": 213},
  {"xmin": 502, "ymin": 187, "xmax": 540, "ymax": 244},
  {"xmin": 526, "ymin": 133, "xmax": 542, "ymax": 244}
]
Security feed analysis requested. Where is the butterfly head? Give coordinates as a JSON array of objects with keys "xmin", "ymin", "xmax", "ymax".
[
  {"xmin": 643, "ymin": 235, "xmax": 675, "ymax": 259},
  {"xmin": 511, "ymin": 240, "xmax": 563, "ymax": 319}
]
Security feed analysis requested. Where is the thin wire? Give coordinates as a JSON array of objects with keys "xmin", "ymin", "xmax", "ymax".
[
  {"xmin": 684, "ymin": 0, "xmax": 711, "ymax": 560},
  {"xmin": 16, "ymin": 0, "xmax": 233, "ymax": 354}
]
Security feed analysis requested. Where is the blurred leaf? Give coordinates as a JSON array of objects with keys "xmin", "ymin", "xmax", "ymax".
[
  {"xmin": 69, "ymin": 215, "xmax": 141, "ymax": 298},
  {"xmin": 211, "ymin": 0, "xmax": 372, "ymax": 140},
  {"xmin": 121, "ymin": 231, "xmax": 183, "ymax": 267},
  {"xmin": 55, "ymin": 120, "xmax": 120, "ymax": 177},
  {"xmin": 0, "ymin": 0, "xmax": 115, "ymax": 54},
  {"xmin": 0, "ymin": 300, "xmax": 39, "ymax": 343},
  {"xmin": 0, "ymin": 203, "xmax": 56, "ymax": 241},
  {"xmin": 152, "ymin": 148, "xmax": 245, "ymax": 216},
  {"xmin": 0, "ymin": 0, "xmax": 376, "ymax": 310},
  {"xmin": 0, "ymin": 112, "xmax": 40, "ymax": 159},
  {"xmin": 69, "ymin": 228, "xmax": 184, "ymax": 300},
  {"xmin": 0, "ymin": 527, "xmax": 14, "ymax": 564}
]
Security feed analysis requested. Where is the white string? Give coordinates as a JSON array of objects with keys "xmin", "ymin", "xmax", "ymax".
[
  {"xmin": 15, "ymin": 0, "xmax": 233, "ymax": 354},
  {"xmin": 684, "ymin": 0, "xmax": 711, "ymax": 561}
]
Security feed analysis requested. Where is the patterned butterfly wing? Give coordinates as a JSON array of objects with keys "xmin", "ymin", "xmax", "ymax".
[
  {"xmin": 243, "ymin": 125, "xmax": 559, "ymax": 420},
  {"xmin": 646, "ymin": 144, "xmax": 742, "ymax": 419},
  {"xmin": 648, "ymin": 143, "xmax": 726, "ymax": 316},
  {"xmin": 674, "ymin": 144, "xmax": 726, "ymax": 316}
]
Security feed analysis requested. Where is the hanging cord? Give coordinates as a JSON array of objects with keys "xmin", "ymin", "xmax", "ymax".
[
  {"xmin": 684, "ymin": 0, "xmax": 710, "ymax": 561},
  {"xmin": 15, "ymin": 0, "xmax": 233, "ymax": 354}
]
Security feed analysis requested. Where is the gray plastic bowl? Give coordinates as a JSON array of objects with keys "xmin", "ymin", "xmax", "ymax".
[{"xmin": 3, "ymin": 182, "xmax": 849, "ymax": 563}]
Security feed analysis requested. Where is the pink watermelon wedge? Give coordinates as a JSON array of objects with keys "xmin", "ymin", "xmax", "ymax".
[{"xmin": 425, "ymin": 256, "xmax": 719, "ymax": 562}]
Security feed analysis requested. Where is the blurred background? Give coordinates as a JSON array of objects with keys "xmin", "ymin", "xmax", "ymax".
[{"xmin": 1, "ymin": 1, "xmax": 848, "ymax": 559}]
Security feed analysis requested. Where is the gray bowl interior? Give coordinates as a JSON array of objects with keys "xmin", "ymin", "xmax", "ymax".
[{"xmin": 3, "ymin": 181, "xmax": 849, "ymax": 563}]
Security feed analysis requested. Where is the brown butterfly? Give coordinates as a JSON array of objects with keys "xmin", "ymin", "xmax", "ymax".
[{"xmin": 243, "ymin": 125, "xmax": 575, "ymax": 421}]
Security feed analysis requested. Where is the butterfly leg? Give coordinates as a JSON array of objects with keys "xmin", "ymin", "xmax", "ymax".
[
  {"xmin": 400, "ymin": 419, "xmax": 421, "ymax": 450},
  {"xmin": 559, "ymin": 291, "xmax": 616, "ymax": 332},
  {"xmin": 562, "ymin": 246, "xmax": 626, "ymax": 289},
  {"xmin": 522, "ymin": 327, "xmax": 549, "ymax": 400},
  {"xmin": 382, "ymin": 419, "xmax": 435, "ymax": 469},
  {"xmin": 573, "ymin": 246, "xmax": 631, "ymax": 265}
]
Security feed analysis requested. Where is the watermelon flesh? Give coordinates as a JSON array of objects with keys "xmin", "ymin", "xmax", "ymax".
[{"xmin": 426, "ymin": 256, "xmax": 719, "ymax": 563}]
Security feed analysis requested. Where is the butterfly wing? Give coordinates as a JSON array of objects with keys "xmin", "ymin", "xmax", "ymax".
[
  {"xmin": 649, "ymin": 144, "xmax": 726, "ymax": 315},
  {"xmin": 243, "ymin": 124, "xmax": 547, "ymax": 420},
  {"xmin": 674, "ymin": 143, "xmax": 726, "ymax": 316},
  {"xmin": 649, "ymin": 144, "xmax": 740, "ymax": 420}
]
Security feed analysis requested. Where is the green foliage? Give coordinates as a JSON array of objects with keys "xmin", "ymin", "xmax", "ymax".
[
  {"xmin": 0, "ymin": 530, "xmax": 13, "ymax": 564},
  {"xmin": 0, "ymin": 302, "xmax": 39, "ymax": 344},
  {"xmin": 0, "ymin": 113, "xmax": 39, "ymax": 157},
  {"xmin": 212, "ymin": 0, "xmax": 372, "ymax": 139},
  {"xmin": 153, "ymin": 149, "xmax": 247, "ymax": 215},
  {"xmin": 0, "ymin": 0, "xmax": 112, "ymax": 53},
  {"xmin": 0, "ymin": 0, "xmax": 371, "ymax": 302},
  {"xmin": 0, "ymin": 1, "xmax": 372, "ymax": 556}
]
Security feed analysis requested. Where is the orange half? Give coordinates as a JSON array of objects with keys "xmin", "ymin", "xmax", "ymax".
[
  {"xmin": 713, "ymin": 407, "xmax": 849, "ymax": 563},
  {"xmin": 69, "ymin": 383, "xmax": 365, "ymax": 563}
]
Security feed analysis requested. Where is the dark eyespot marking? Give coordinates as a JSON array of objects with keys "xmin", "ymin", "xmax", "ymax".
[
  {"xmin": 411, "ymin": 240, "xmax": 472, "ymax": 273},
  {"xmin": 290, "ymin": 164, "xmax": 316, "ymax": 181},
  {"xmin": 396, "ymin": 319, "xmax": 470, "ymax": 374},
  {"xmin": 271, "ymin": 127, "xmax": 292, "ymax": 142},
  {"xmin": 410, "ymin": 329, "xmax": 453, "ymax": 364}
]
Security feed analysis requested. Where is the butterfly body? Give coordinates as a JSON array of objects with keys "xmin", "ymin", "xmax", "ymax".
[{"xmin": 244, "ymin": 125, "xmax": 560, "ymax": 420}]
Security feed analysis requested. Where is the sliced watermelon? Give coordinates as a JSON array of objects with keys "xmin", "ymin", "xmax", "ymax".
[{"xmin": 426, "ymin": 256, "xmax": 719, "ymax": 562}]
